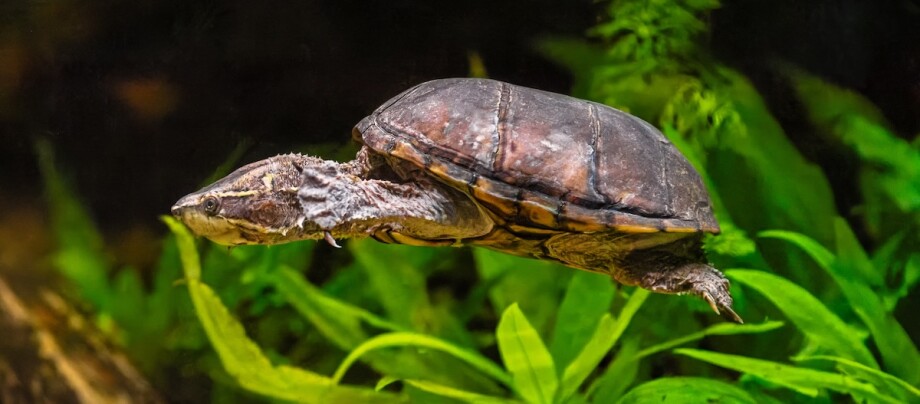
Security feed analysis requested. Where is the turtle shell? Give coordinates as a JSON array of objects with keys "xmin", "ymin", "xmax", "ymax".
[{"xmin": 353, "ymin": 78, "xmax": 719, "ymax": 235}]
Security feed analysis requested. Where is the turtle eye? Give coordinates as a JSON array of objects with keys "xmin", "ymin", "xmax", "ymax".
[{"xmin": 203, "ymin": 197, "xmax": 221, "ymax": 216}]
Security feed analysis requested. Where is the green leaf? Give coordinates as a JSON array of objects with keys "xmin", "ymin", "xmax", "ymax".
[
  {"xmin": 587, "ymin": 336, "xmax": 640, "ymax": 403},
  {"xmin": 535, "ymin": 37, "xmax": 604, "ymax": 77},
  {"xmin": 786, "ymin": 67, "xmax": 920, "ymax": 232},
  {"xmin": 349, "ymin": 239, "xmax": 434, "ymax": 331},
  {"xmin": 496, "ymin": 303, "xmax": 558, "ymax": 404},
  {"xmin": 163, "ymin": 216, "xmax": 202, "ymax": 281},
  {"xmin": 559, "ymin": 314, "xmax": 616, "ymax": 401},
  {"xmin": 376, "ymin": 376, "xmax": 400, "ymax": 392},
  {"xmin": 37, "ymin": 138, "xmax": 114, "ymax": 310},
  {"xmin": 350, "ymin": 240, "xmax": 475, "ymax": 345},
  {"xmin": 706, "ymin": 68, "xmax": 838, "ymax": 249},
  {"xmin": 107, "ymin": 267, "xmax": 146, "ymax": 342},
  {"xmin": 332, "ymin": 332, "xmax": 512, "ymax": 390},
  {"xmin": 833, "ymin": 218, "xmax": 883, "ymax": 286},
  {"xmin": 633, "ymin": 321, "xmax": 784, "ymax": 361},
  {"xmin": 676, "ymin": 349, "xmax": 897, "ymax": 403},
  {"xmin": 164, "ymin": 216, "xmax": 404, "ymax": 403},
  {"xmin": 550, "ymin": 270, "xmax": 615, "ymax": 372},
  {"xmin": 588, "ymin": 0, "xmax": 714, "ymax": 60},
  {"xmin": 547, "ymin": 0, "xmax": 841, "ymax": 289},
  {"xmin": 902, "ymin": 254, "xmax": 920, "ymax": 302},
  {"xmin": 274, "ymin": 266, "xmax": 405, "ymax": 350},
  {"xmin": 559, "ymin": 289, "xmax": 648, "ymax": 400},
  {"xmin": 871, "ymin": 231, "xmax": 906, "ymax": 271},
  {"xmin": 275, "ymin": 265, "xmax": 462, "ymax": 385},
  {"xmin": 349, "ymin": 241, "xmax": 500, "ymax": 391},
  {"xmin": 703, "ymin": 222, "xmax": 758, "ymax": 258},
  {"xmin": 726, "ymin": 269, "xmax": 877, "ymax": 368},
  {"xmin": 668, "ymin": 68, "xmax": 840, "ymax": 289},
  {"xmin": 584, "ymin": 321, "xmax": 781, "ymax": 402},
  {"xmin": 402, "ymin": 379, "xmax": 518, "ymax": 404},
  {"xmin": 793, "ymin": 355, "xmax": 920, "ymax": 402},
  {"xmin": 661, "ymin": 68, "xmax": 842, "ymax": 277},
  {"xmin": 474, "ymin": 249, "xmax": 568, "ymax": 336},
  {"xmin": 617, "ymin": 377, "xmax": 757, "ymax": 404},
  {"xmin": 760, "ymin": 232, "xmax": 920, "ymax": 384}
]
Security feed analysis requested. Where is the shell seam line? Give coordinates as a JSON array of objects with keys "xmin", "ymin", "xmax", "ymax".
[
  {"xmin": 587, "ymin": 103, "xmax": 607, "ymax": 205},
  {"xmin": 491, "ymin": 82, "xmax": 511, "ymax": 172},
  {"xmin": 660, "ymin": 132, "xmax": 673, "ymax": 218}
]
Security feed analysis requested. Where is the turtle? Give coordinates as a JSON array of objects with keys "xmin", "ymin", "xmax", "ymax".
[{"xmin": 172, "ymin": 78, "xmax": 742, "ymax": 323}]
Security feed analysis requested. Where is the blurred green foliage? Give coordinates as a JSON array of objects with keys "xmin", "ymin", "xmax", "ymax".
[{"xmin": 39, "ymin": 0, "xmax": 919, "ymax": 402}]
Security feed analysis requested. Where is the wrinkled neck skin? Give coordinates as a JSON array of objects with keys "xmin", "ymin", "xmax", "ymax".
[
  {"xmin": 172, "ymin": 148, "xmax": 492, "ymax": 246},
  {"xmin": 298, "ymin": 150, "xmax": 491, "ymax": 242}
]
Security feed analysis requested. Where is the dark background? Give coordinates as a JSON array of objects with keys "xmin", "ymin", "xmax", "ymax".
[{"xmin": 1, "ymin": 0, "xmax": 918, "ymax": 239}]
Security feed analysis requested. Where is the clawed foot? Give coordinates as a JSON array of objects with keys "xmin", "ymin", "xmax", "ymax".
[
  {"xmin": 694, "ymin": 273, "xmax": 743, "ymax": 324},
  {"xmin": 642, "ymin": 263, "xmax": 743, "ymax": 323}
]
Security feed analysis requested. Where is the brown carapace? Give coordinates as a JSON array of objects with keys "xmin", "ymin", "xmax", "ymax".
[{"xmin": 172, "ymin": 78, "xmax": 741, "ymax": 323}]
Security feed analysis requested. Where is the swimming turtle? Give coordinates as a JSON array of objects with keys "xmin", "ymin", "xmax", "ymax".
[{"xmin": 172, "ymin": 78, "xmax": 741, "ymax": 322}]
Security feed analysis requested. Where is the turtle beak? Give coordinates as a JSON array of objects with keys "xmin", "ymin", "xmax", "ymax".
[{"xmin": 171, "ymin": 193, "xmax": 198, "ymax": 222}]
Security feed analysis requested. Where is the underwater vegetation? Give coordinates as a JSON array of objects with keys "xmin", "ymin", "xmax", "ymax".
[{"xmin": 35, "ymin": 0, "xmax": 919, "ymax": 403}]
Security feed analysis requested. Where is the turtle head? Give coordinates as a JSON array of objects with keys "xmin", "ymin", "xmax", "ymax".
[{"xmin": 171, "ymin": 154, "xmax": 325, "ymax": 245}]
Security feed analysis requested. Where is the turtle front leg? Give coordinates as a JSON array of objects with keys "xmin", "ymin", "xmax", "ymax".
[
  {"xmin": 297, "ymin": 161, "xmax": 493, "ymax": 244},
  {"xmin": 613, "ymin": 242, "xmax": 742, "ymax": 323}
]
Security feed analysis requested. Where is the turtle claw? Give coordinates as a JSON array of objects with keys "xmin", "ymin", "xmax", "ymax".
[
  {"xmin": 323, "ymin": 231, "xmax": 341, "ymax": 248},
  {"xmin": 701, "ymin": 290, "xmax": 743, "ymax": 324},
  {"xmin": 701, "ymin": 291, "xmax": 722, "ymax": 315},
  {"xmin": 721, "ymin": 305, "xmax": 744, "ymax": 324},
  {"xmin": 690, "ymin": 270, "xmax": 743, "ymax": 323}
]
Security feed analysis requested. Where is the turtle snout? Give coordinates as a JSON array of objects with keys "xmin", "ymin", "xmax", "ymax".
[{"xmin": 171, "ymin": 193, "xmax": 199, "ymax": 220}]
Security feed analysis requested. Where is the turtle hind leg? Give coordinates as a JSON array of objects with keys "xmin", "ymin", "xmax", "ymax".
[
  {"xmin": 654, "ymin": 263, "xmax": 742, "ymax": 324},
  {"xmin": 613, "ymin": 244, "xmax": 743, "ymax": 323}
]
